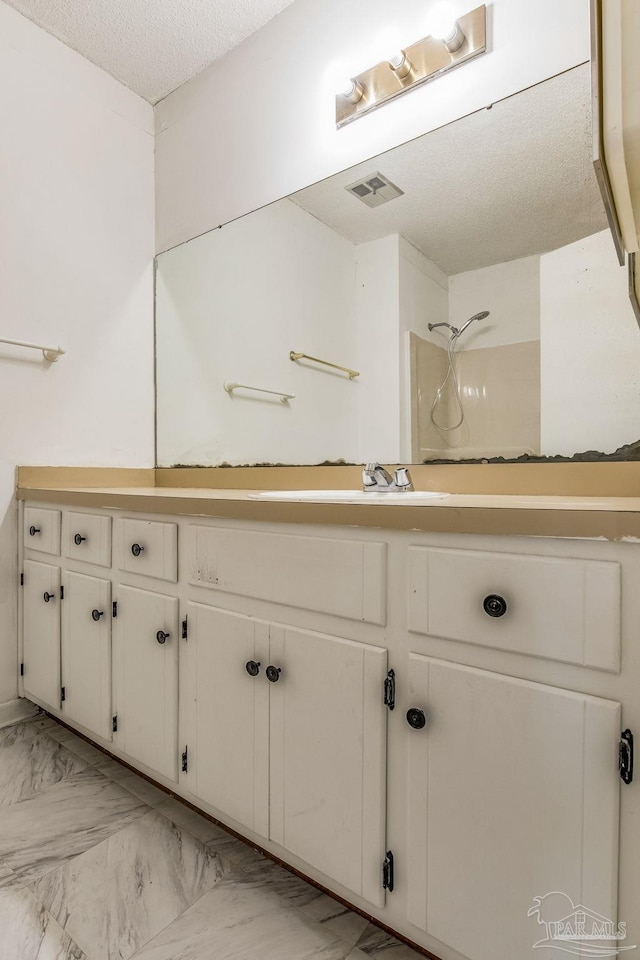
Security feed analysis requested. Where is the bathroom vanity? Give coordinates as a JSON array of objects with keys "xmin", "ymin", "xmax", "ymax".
[{"xmin": 16, "ymin": 469, "xmax": 640, "ymax": 960}]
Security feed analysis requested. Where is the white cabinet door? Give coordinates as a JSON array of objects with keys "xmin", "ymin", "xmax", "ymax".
[
  {"xmin": 23, "ymin": 560, "xmax": 60, "ymax": 708},
  {"xmin": 182, "ymin": 603, "xmax": 270, "ymax": 836},
  {"xmin": 114, "ymin": 585, "xmax": 179, "ymax": 780},
  {"xmin": 269, "ymin": 624, "xmax": 388, "ymax": 907},
  {"xmin": 406, "ymin": 655, "xmax": 621, "ymax": 960},
  {"xmin": 61, "ymin": 572, "xmax": 112, "ymax": 741}
]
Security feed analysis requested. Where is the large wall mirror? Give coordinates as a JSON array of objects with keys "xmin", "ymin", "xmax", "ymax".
[{"xmin": 156, "ymin": 64, "xmax": 640, "ymax": 467}]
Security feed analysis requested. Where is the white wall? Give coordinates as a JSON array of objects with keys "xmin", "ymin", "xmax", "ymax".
[
  {"xmin": 0, "ymin": 2, "xmax": 155, "ymax": 708},
  {"xmin": 156, "ymin": 200, "xmax": 358, "ymax": 465},
  {"xmin": 399, "ymin": 239, "xmax": 449, "ymax": 340},
  {"xmin": 540, "ymin": 230, "xmax": 640, "ymax": 456},
  {"xmin": 155, "ymin": 0, "xmax": 590, "ymax": 253},
  {"xmin": 355, "ymin": 236, "xmax": 402, "ymax": 462},
  {"xmin": 448, "ymin": 256, "xmax": 541, "ymax": 349}
]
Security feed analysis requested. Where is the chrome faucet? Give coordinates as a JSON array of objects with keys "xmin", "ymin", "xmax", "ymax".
[{"xmin": 362, "ymin": 463, "xmax": 414, "ymax": 492}]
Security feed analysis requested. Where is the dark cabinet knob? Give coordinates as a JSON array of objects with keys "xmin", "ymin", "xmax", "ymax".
[
  {"xmin": 156, "ymin": 630, "xmax": 170, "ymax": 644},
  {"xmin": 483, "ymin": 594, "xmax": 507, "ymax": 618},
  {"xmin": 245, "ymin": 660, "xmax": 261, "ymax": 677},
  {"xmin": 29, "ymin": 526, "xmax": 41, "ymax": 536},
  {"xmin": 43, "ymin": 592, "xmax": 55, "ymax": 603},
  {"xmin": 91, "ymin": 609, "xmax": 104, "ymax": 621},
  {"xmin": 406, "ymin": 708, "xmax": 427, "ymax": 730},
  {"xmin": 74, "ymin": 534, "xmax": 87, "ymax": 545},
  {"xmin": 131, "ymin": 543, "xmax": 144, "ymax": 557},
  {"xmin": 266, "ymin": 665, "xmax": 282, "ymax": 683}
]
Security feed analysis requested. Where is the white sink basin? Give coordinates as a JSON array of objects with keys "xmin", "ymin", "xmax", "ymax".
[{"xmin": 248, "ymin": 489, "xmax": 448, "ymax": 504}]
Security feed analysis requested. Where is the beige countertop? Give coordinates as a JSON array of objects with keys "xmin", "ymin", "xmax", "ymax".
[{"xmin": 16, "ymin": 480, "xmax": 640, "ymax": 540}]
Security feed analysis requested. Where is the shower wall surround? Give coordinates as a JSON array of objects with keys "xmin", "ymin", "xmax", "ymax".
[{"xmin": 410, "ymin": 335, "xmax": 541, "ymax": 461}]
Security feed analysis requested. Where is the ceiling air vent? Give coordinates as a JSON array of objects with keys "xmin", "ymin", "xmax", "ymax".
[{"xmin": 345, "ymin": 172, "xmax": 404, "ymax": 208}]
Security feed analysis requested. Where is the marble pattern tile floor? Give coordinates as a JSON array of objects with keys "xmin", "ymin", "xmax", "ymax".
[{"xmin": 0, "ymin": 715, "xmax": 425, "ymax": 960}]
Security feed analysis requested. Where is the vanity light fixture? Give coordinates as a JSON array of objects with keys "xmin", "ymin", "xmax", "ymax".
[{"xmin": 336, "ymin": 4, "xmax": 486, "ymax": 128}]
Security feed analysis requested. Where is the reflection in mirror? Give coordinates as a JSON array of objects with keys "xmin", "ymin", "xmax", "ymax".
[{"xmin": 156, "ymin": 64, "xmax": 640, "ymax": 467}]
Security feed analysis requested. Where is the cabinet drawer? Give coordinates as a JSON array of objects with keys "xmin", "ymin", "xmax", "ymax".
[
  {"xmin": 115, "ymin": 518, "xmax": 178, "ymax": 582},
  {"xmin": 408, "ymin": 546, "xmax": 620, "ymax": 672},
  {"xmin": 188, "ymin": 525, "xmax": 387, "ymax": 624},
  {"xmin": 24, "ymin": 507, "xmax": 61, "ymax": 556},
  {"xmin": 63, "ymin": 512, "xmax": 112, "ymax": 567}
]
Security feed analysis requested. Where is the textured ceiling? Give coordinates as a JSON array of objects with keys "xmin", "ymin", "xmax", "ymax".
[
  {"xmin": 292, "ymin": 65, "xmax": 607, "ymax": 276},
  {"xmin": 2, "ymin": 0, "xmax": 296, "ymax": 102}
]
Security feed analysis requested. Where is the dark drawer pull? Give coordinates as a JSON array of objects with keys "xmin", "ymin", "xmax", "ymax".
[
  {"xmin": 43, "ymin": 592, "xmax": 55, "ymax": 603},
  {"xmin": 131, "ymin": 543, "xmax": 144, "ymax": 557},
  {"xmin": 266, "ymin": 665, "xmax": 282, "ymax": 683},
  {"xmin": 406, "ymin": 708, "xmax": 427, "ymax": 730},
  {"xmin": 245, "ymin": 660, "xmax": 261, "ymax": 677},
  {"xmin": 74, "ymin": 534, "xmax": 87, "ymax": 545},
  {"xmin": 156, "ymin": 630, "xmax": 170, "ymax": 644},
  {"xmin": 91, "ymin": 609, "xmax": 104, "ymax": 621},
  {"xmin": 29, "ymin": 526, "xmax": 41, "ymax": 537},
  {"xmin": 483, "ymin": 594, "xmax": 507, "ymax": 618}
]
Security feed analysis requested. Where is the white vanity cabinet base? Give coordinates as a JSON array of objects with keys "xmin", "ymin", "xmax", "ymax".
[
  {"xmin": 61, "ymin": 572, "xmax": 112, "ymax": 741},
  {"xmin": 113, "ymin": 586, "xmax": 179, "ymax": 781},
  {"xmin": 181, "ymin": 603, "xmax": 270, "ymax": 837},
  {"xmin": 269, "ymin": 625, "xmax": 388, "ymax": 908},
  {"xmin": 23, "ymin": 560, "xmax": 61, "ymax": 708},
  {"xmin": 408, "ymin": 547, "xmax": 621, "ymax": 671},
  {"xmin": 406, "ymin": 655, "xmax": 621, "ymax": 960}
]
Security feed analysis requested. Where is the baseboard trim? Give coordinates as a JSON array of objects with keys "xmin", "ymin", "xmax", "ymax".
[{"xmin": 0, "ymin": 697, "xmax": 39, "ymax": 729}]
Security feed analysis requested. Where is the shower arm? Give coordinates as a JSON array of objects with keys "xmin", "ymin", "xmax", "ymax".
[{"xmin": 428, "ymin": 322, "xmax": 460, "ymax": 336}]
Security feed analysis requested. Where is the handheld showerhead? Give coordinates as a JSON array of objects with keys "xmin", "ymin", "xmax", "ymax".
[
  {"xmin": 428, "ymin": 311, "xmax": 489, "ymax": 339},
  {"xmin": 456, "ymin": 310, "xmax": 490, "ymax": 337}
]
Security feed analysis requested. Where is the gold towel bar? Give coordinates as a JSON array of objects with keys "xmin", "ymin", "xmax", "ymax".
[{"xmin": 290, "ymin": 351, "xmax": 359, "ymax": 379}]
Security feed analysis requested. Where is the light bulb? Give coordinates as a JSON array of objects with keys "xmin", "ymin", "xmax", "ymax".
[
  {"xmin": 427, "ymin": 2, "xmax": 465, "ymax": 51},
  {"xmin": 427, "ymin": 2, "xmax": 457, "ymax": 40},
  {"xmin": 388, "ymin": 51, "xmax": 414, "ymax": 80},
  {"xmin": 340, "ymin": 79, "xmax": 364, "ymax": 104}
]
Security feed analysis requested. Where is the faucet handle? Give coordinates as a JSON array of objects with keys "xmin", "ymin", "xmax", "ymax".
[{"xmin": 394, "ymin": 467, "xmax": 414, "ymax": 491}]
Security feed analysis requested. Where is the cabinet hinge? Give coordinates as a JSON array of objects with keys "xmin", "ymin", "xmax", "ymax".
[
  {"xmin": 112, "ymin": 715, "xmax": 118, "ymax": 733},
  {"xmin": 620, "ymin": 729, "xmax": 634, "ymax": 785},
  {"xmin": 181, "ymin": 746, "xmax": 188, "ymax": 773},
  {"xmin": 182, "ymin": 617, "xmax": 188, "ymax": 640},
  {"xmin": 20, "ymin": 663, "xmax": 24, "ymax": 677},
  {"xmin": 60, "ymin": 585, "xmax": 64, "ymax": 600},
  {"xmin": 112, "ymin": 601, "xmax": 117, "ymax": 618},
  {"xmin": 382, "ymin": 850, "xmax": 394, "ymax": 892},
  {"xmin": 20, "ymin": 573, "xmax": 24, "ymax": 587},
  {"xmin": 60, "ymin": 686, "xmax": 66, "ymax": 703},
  {"xmin": 383, "ymin": 669, "xmax": 395, "ymax": 711}
]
